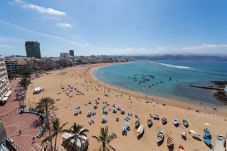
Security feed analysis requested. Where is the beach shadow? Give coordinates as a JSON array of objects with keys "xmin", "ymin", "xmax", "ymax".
[
  {"xmin": 0, "ymin": 102, "xmax": 6, "ymax": 106},
  {"xmin": 168, "ymin": 145, "xmax": 174, "ymax": 151},
  {"xmin": 157, "ymin": 139, "xmax": 164, "ymax": 146}
]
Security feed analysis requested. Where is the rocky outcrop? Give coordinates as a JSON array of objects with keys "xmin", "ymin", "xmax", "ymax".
[{"xmin": 191, "ymin": 81, "xmax": 227, "ymax": 105}]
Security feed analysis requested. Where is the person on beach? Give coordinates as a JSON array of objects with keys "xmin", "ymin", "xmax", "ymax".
[
  {"xmin": 17, "ymin": 128, "xmax": 21, "ymax": 136},
  {"xmin": 32, "ymin": 137, "xmax": 35, "ymax": 144}
]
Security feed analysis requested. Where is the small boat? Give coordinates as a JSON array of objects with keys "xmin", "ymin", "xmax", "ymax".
[
  {"xmin": 203, "ymin": 128, "xmax": 211, "ymax": 146},
  {"xmin": 182, "ymin": 119, "xmax": 189, "ymax": 128},
  {"xmin": 213, "ymin": 135, "xmax": 225, "ymax": 151},
  {"xmin": 121, "ymin": 109, "xmax": 125, "ymax": 115},
  {"xmin": 178, "ymin": 145, "xmax": 185, "ymax": 151},
  {"xmin": 125, "ymin": 122, "xmax": 130, "ymax": 131},
  {"xmin": 157, "ymin": 130, "xmax": 164, "ymax": 143},
  {"xmin": 101, "ymin": 116, "xmax": 107, "ymax": 123},
  {"xmin": 93, "ymin": 104, "xmax": 97, "ymax": 109},
  {"xmin": 147, "ymin": 119, "xmax": 153, "ymax": 128},
  {"xmin": 112, "ymin": 108, "xmax": 117, "ymax": 113},
  {"xmin": 189, "ymin": 130, "xmax": 201, "ymax": 140},
  {"xmin": 173, "ymin": 118, "xmax": 179, "ymax": 126},
  {"xmin": 167, "ymin": 136, "xmax": 173, "ymax": 147},
  {"xmin": 87, "ymin": 111, "xmax": 92, "ymax": 117},
  {"xmin": 103, "ymin": 107, "xmax": 109, "ymax": 114},
  {"xmin": 124, "ymin": 116, "xmax": 130, "ymax": 121},
  {"xmin": 122, "ymin": 126, "xmax": 127, "ymax": 135},
  {"xmin": 153, "ymin": 114, "xmax": 159, "ymax": 120},
  {"xmin": 136, "ymin": 125, "xmax": 144, "ymax": 138},
  {"xmin": 162, "ymin": 117, "xmax": 167, "ymax": 125},
  {"xmin": 181, "ymin": 132, "xmax": 187, "ymax": 139},
  {"xmin": 135, "ymin": 120, "xmax": 140, "ymax": 129}
]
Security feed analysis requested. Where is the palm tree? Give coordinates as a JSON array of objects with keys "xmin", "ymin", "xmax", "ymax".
[
  {"xmin": 20, "ymin": 70, "xmax": 31, "ymax": 79},
  {"xmin": 92, "ymin": 127, "xmax": 116, "ymax": 151},
  {"xmin": 36, "ymin": 97, "xmax": 55, "ymax": 114},
  {"xmin": 19, "ymin": 76, "xmax": 30, "ymax": 88},
  {"xmin": 62, "ymin": 123, "xmax": 89, "ymax": 151},
  {"xmin": 36, "ymin": 97, "xmax": 55, "ymax": 151},
  {"xmin": 42, "ymin": 117, "xmax": 68, "ymax": 151}
]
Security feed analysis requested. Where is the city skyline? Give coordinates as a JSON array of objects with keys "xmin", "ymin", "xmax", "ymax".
[{"xmin": 1, "ymin": 0, "xmax": 227, "ymax": 57}]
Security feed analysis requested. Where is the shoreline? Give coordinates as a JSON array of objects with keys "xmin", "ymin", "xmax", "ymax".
[
  {"xmin": 89, "ymin": 63, "xmax": 227, "ymax": 117},
  {"xmin": 25, "ymin": 63, "xmax": 227, "ymax": 151}
]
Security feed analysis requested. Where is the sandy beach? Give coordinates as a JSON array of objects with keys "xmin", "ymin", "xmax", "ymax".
[{"xmin": 25, "ymin": 63, "xmax": 227, "ymax": 151}]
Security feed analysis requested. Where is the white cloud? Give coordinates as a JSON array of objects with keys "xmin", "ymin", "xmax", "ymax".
[
  {"xmin": 56, "ymin": 23, "xmax": 72, "ymax": 28},
  {"xmin": 14, "ymin": 0, "xmax": 66, "ymax": 16},
  {"xmin": 0, "ymin": 20, "xmax": 89, "ymax": 47},
  {"xmin": 85, "ymin": 43, "xmax": 92, "ymax": 46},
  {"xmin": 182, "ymin": 44, "xmax": 227, "ymax": 51},
  {"xmin": 101, "ymin": 43, "xmax": 227, "ymax": 56}
]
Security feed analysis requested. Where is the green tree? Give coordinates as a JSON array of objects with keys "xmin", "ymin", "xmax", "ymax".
[
  {"xmin": 92, "ymin": 127, "xmax": 116, "ymax": 151},
  {"xmin": 42, "ymin": 117, "xmax": 67, "ymax": 151},
  {"xmin": 36, "ymin": 97, "xmax": 55, "ymax": 151},
  {"xmin": 20, "ymin": 70, "xmax": 31, "ymax": 79},
  {"xmin": 62, "ymin": 123, "xmax": 89, "ymax": 151},
  {"xmin": 19, "ymin": 76, "xmax": 30, "ymax": 88}
]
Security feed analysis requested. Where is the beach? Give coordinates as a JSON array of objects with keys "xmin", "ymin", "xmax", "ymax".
[{"xmin": 25, "ymin": 63, "xmax": 227, "ymax": 151}]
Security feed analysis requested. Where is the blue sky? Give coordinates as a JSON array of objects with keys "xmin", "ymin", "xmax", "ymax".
[{"xmin": 0, "ymin": 0, "xmax": 227, "ymax": 57}]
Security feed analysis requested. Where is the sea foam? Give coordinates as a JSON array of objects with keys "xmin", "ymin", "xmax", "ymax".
[{"xmin": 151, "ymin": 61, "xmax": 194, "ymax": 70}]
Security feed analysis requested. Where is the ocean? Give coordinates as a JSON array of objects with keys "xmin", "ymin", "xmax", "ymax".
[{"xmin": 94, "ymin": 60, "xmax": 227, "ymax": 106}]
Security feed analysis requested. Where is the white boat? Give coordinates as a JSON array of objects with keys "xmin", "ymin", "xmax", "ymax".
[
  {"xmin": 181, "ymin": 132, "xmax": 186, "ymax": 139},
  {"xmin": 213, "ymin": 135, "xmax": 225, "ymax": 151},
  {"xmin": 173, "ymin": 118, "xmax": 179, "ymax": 126},
  {"xmin": 189, "ymin": 130, "xmax": 199, "ymax": 135},
  {"xmin": 157, "ymin": 130, "xmax": 164, "ymax": 143},
  {"xmin": 136, "ymin": 125, "xmax": 144, "ymax": 137},
  {"xmin": 189, "ymin": 130, "xmax": 201, "ymax": 140}
]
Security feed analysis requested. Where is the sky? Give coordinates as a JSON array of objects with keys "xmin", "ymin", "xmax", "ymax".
[{"xmin": 0, "ymin": 0, "xmax": 227, "ymax": 57}]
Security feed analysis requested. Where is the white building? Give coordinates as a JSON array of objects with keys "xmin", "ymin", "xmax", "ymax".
[
  {"xmin": 0, "ymin": 56, "xmax": 11, "ymax": 103},
  {"xmin": 60, "ymin": 52, "xmax": 73, "ymax": 67}
]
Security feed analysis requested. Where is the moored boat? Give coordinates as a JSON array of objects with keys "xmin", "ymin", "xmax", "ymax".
[
  {"xmin": 189, "ymin": 130, "xmax": 201, "ymax": 140},
  {"xmin": 203, "ymin": 128, "xmax": 212, "ymax": 146},
  {"xmin": 136, "ymin": 125, "xmax": 144, "ymax": 138},
  {"xmin": 157, "ymin": 130, "xmax": 164, "ymax": 144},
  {"xmin": 173, "ymin": 118, "xmax": 179, "ymax": 127},
  {"xmin": 182, "ymin": 119, "xmax": 189, "ymax": 128},
  {"xmin": 147, "ymin": 119, "xmax": 153, "ymax": 128},
  {"xmin": 213, "ymin": 134, "xmax": 225, "ymax": 151},
  {"xmin": 178, "ymin": 145, "xmax": 185, "ymax": 151},
  {"xmin": 135, "ymin": 120, "xmax": 140, "ymax": 129},
  {"xmin": 162, "ymin": 117, "xmax": 167, "ymax": 125},
  {"xmin": 167, "ymin": 136, "xmax": 173, "ymax": 147},
  {"xmin": 181, "ymin": 131, "xmax": 186, "ymax": 140}
]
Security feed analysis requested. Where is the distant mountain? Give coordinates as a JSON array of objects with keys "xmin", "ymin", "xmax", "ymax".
[{"xmin": 132, "ymin": 55, "xmax": 227, "ymax": 61}]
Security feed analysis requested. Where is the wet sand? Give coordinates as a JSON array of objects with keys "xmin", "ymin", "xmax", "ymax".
[{"xmin": 25, "ymin": 63, "xmax": 227, "ymax": 151}]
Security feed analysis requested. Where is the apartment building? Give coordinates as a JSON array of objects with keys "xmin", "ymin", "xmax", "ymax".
[{"xmin": 0, "ymin": 56, "xmax": 11, "ymax": 103}]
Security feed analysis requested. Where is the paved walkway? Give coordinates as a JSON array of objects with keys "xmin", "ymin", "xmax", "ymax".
[{"xmin": 0, "ymin": 78, "xmax": 43, "ymax": 151}]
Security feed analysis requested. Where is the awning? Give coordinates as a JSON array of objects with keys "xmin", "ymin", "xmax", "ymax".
[
  {"xmin": 1, "ymin": 97, "xmax": 8, "ymax": 102},
  {"xmin": 5, "ymin": 90, "xmax": 12, "ymax": 97}
]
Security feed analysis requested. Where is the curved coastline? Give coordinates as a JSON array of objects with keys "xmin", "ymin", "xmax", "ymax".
[
  {"xmin": 89, "ymin": 63, "xmax": 227, "ymax": 116},
  {"xmin": 24, "ymin": 63, "xmax": 227, "ymax": 151}
]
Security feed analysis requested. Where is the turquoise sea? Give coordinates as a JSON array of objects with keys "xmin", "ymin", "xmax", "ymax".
[{"xmin": 94, "ymin": 60, "xmax": 227, "ymax": 106}]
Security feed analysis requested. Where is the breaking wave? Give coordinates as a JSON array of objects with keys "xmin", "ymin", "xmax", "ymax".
[{"xmin": 151, "ymin": 61, "xmax": 194, "ymax": 70}]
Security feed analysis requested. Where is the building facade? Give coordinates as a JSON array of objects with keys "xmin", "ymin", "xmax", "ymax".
[
  {"xmin": 0, "ymin": 56, "xmax": 11, "ymax": 103},
  {"xmin": 69, "ymin": 50, "xmax": 74, "ymax": 57},
  {"xmin": 60, "ymin": 52, "xmax": 73, "ymax": 67},
  {"xmin": 5, "ymin": 58, "xmax": 28, "ymax": 77},
  {"xmin": 25, "ymin": 41, "xmax": 41, "ymax": 58}
]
